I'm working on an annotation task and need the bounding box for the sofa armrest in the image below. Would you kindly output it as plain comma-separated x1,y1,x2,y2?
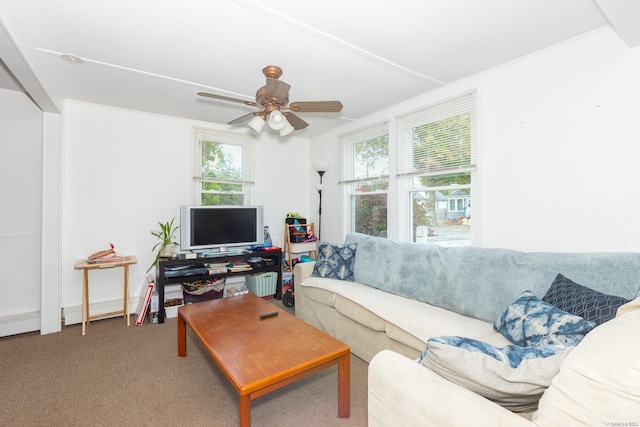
368,350,534,427
293,261,315,285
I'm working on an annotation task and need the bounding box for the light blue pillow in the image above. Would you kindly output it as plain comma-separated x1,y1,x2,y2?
311,241,357,281
420,336,571,412
494,291,596,347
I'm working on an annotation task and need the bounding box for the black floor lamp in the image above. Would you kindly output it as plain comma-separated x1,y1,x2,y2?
313,162,330,240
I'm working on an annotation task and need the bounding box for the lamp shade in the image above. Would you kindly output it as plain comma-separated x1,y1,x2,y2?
268,110,287,130
313,162,331,173
280,120,295,136
247,115,266,133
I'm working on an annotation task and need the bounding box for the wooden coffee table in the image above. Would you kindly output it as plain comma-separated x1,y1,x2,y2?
177,293,350,426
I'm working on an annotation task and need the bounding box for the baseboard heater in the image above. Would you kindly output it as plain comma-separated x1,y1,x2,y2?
0,311,41,337
0,296,147,337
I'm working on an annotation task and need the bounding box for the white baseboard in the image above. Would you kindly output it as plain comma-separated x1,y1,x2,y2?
0,296,148,336
0,311,41,337
63,296,144,325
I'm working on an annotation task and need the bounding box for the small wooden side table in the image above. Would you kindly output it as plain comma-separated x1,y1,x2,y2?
74,256,137,335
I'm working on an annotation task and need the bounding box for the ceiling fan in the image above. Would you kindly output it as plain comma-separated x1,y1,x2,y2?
198,65,343,136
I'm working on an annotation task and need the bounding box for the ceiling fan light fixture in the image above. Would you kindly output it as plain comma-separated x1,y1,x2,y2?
247,115,266,133
198,66,342,136
280,121,295,136
268,110,287,131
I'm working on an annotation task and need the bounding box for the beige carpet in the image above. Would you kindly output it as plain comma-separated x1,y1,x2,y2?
0,299,368,426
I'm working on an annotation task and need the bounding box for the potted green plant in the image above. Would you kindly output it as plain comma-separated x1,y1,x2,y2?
147,217,179,273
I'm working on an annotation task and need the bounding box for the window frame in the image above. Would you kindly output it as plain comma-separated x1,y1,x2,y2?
396,91,477,245
339,91,478,245
191,126,255,206
339,122,390,237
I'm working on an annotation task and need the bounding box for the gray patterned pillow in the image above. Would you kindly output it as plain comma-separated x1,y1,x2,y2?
494,291,596,347
420,336,571,412
311,242,357,281
543,274,629,325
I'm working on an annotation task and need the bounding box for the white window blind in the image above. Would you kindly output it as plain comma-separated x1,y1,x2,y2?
340,122,389,184
192,126,255,185
396,91,477,178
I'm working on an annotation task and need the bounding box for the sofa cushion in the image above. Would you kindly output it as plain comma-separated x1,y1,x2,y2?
420,336,571,412
301,277,496,344
299,282,337,308
334,294,386,332
533,301,640,425
494,291,596,347
312,241,357,281
542,273,629,326
385,322,427,352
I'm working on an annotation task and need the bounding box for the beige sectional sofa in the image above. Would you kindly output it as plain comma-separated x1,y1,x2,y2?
294,260,500,363
368,299,640,426
293,233,640,425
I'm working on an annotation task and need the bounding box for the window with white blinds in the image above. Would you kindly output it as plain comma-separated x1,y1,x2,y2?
396,91,477,178
340,122,389,237
192,126,255,206
397,91,476,246
340,122,389,184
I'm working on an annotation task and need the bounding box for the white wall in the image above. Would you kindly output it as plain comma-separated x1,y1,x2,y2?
310,27,640,253
0,88,43,331
62,101,310,321
480,28,640,252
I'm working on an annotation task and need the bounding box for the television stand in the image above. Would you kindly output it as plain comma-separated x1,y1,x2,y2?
156,249,282,323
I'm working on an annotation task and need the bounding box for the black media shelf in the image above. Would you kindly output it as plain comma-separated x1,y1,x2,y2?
155,249,283,323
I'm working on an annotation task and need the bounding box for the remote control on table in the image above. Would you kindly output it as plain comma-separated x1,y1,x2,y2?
260,311,279,319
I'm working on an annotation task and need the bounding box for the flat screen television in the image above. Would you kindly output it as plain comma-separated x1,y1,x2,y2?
180,205,264,255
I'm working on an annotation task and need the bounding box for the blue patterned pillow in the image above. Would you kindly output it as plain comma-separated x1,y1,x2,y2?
543,274,629,326
494,291,596,347
420,336,571,411
311,242,357,281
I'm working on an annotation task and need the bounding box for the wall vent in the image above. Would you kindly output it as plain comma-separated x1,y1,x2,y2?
0,296,147,336
0,311,40,337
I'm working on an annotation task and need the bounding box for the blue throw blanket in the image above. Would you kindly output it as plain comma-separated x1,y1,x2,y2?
344,233,640,323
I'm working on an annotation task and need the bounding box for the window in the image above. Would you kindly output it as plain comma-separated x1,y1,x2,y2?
340,123,389,237
339,92,477,245
397,92,477,245
192,127,255,206
449,198,466,212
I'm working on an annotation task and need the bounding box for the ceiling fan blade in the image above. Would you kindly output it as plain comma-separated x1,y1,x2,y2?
283,112,309,130
287,101,343,113
198,92,259,107
265,78,291,104
228,112,258,125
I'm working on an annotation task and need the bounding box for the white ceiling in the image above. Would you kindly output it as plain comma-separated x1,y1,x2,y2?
1,0,639,137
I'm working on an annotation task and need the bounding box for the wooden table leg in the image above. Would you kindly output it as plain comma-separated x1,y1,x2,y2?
178,312,187,357
239,394,251,427
123,265,130,326
82,268,89,336
338,352,350,418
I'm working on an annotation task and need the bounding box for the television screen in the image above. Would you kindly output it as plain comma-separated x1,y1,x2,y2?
180,205,264,253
